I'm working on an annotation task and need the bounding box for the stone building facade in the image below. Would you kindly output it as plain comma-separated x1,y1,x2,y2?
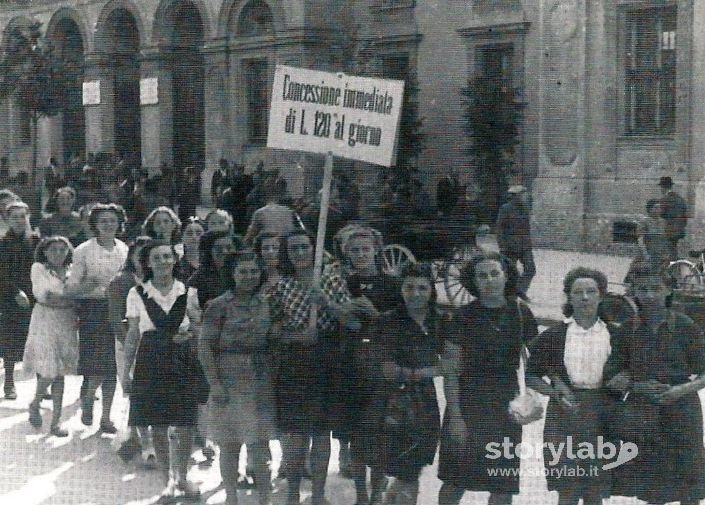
0,0,703,253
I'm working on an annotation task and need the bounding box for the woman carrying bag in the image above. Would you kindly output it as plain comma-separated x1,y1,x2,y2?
437,251,538,505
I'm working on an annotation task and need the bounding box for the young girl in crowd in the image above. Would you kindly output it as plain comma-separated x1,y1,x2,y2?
0,201,41,399
205,209,234,233
141,206,181,245
39,186,85,246
23,236,78,436
175,217,205,282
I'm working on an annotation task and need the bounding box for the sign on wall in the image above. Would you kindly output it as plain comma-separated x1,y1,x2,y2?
140,78,159,105
267,65,404,167
82,81,100,106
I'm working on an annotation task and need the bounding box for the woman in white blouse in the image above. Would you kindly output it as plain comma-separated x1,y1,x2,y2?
65,203,128,433
527,267,621,505
122,241,200,502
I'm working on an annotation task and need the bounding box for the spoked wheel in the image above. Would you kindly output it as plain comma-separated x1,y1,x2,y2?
443,260,474,306
600,292,638,328
666,260,702,291
381,244,416,277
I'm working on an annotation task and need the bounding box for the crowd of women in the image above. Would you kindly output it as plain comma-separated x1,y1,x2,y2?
0,182,704,505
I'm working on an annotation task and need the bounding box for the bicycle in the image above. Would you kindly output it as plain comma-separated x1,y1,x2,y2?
666,249,705,290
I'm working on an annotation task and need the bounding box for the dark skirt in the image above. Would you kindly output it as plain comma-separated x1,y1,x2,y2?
613,391,705,504
543,389,615,497
76,299,116,376
275,343,333,436
379,379,440,481
0,303,31,362
129,330,198,427
438,380,521,494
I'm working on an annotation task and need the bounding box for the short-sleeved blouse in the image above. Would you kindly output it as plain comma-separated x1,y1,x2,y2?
269,270,350,332
201,290,271,351
126,280,189,334
31,263,71,305
67,238,128,299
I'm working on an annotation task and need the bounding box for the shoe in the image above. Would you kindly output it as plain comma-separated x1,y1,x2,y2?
156,480,177,504
237,473,256,489
4,387,17,400
176,480,200,500
80,397,93,426
143,453,157,470
50,424,69,437
99,420,117,434
28,401,42,428
116,437,142,463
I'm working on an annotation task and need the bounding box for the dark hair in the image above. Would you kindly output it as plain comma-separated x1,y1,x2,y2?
34,235,73,266
278,229,315,277
399,262,437,310
460,250,518,298
181,216,205,235
88,203,126,235
561,267,608,317
141,206,181,244
199,230,244,271
122,236,154,274
44,186,77,214
139,240,177,282
223,250,263,292
628,258,672,287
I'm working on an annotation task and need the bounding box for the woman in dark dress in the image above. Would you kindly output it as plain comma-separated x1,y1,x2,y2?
0,201,40,399
526,267,621,505
268,228,357,505
39,186,86,247
122,241,200,501
332,224,400,504
611,260,705,505
375,262,442,505
438,251,537,505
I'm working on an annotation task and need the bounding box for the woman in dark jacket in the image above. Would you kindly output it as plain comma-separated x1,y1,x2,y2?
0,201,40,399
526,267,622,505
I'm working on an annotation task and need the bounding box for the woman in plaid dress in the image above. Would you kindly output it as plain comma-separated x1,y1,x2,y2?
269,229,359,505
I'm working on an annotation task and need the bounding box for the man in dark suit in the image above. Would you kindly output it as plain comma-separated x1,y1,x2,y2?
436,169,460,216
659,176,688,261
497,185,535,300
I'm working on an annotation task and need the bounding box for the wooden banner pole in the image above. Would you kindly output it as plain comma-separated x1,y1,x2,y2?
309,151,334,330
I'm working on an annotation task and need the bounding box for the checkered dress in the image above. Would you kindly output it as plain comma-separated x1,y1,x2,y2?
269,270,350,332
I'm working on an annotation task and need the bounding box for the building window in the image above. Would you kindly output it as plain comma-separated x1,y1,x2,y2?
624,5,677,135
244,58,269,143
478,44,513,91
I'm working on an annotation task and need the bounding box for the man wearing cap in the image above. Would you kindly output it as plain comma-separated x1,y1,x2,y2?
659,176,688,261
496,185,535,299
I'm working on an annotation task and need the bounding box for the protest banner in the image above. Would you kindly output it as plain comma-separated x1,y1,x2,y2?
267,65,404,326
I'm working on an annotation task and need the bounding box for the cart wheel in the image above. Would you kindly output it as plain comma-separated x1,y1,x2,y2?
666,260,702,291
381,244,416,277
600,293,638,328
444,260,474,306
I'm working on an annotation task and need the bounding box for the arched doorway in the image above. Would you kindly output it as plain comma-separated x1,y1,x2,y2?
168,1,205,173
48,17,85,163
104,8,141,163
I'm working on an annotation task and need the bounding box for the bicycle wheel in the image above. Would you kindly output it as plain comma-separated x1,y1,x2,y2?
666,260,702,290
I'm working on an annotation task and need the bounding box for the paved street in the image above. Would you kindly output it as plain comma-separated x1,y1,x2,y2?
0,247,678,505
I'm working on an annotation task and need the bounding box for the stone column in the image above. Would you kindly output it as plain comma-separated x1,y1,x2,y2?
531,0,587,250
202,39,229,206
139,46,173,176
83,52,115,155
